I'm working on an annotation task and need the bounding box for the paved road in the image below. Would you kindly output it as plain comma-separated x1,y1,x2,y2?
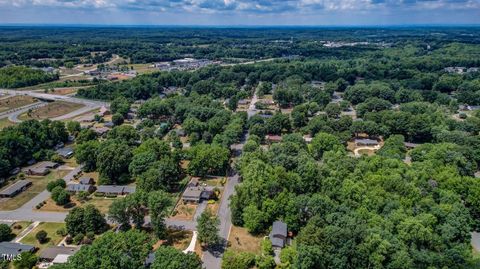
0,190,68,223
0,89,108,122
202,92,258,269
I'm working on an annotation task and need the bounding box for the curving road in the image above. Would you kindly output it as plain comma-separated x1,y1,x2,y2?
0,89,108,123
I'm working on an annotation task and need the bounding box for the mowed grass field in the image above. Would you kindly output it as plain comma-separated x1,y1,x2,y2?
19,101,83,120
20,222,66,252
0,95,37,112
0,169,68,211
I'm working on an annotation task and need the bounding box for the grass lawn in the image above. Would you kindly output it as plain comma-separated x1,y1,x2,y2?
0,95,37,112
82,197,116,214
19,101,84,120
0,118,15,130
0,169,68,211
227,225,263,254
20,222,65,252
11,221,32,236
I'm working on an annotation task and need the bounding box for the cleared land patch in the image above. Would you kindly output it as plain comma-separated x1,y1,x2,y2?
20,101,84,120
0,95,37,112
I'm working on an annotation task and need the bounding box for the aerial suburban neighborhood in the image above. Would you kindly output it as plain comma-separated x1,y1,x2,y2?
1,2,480,269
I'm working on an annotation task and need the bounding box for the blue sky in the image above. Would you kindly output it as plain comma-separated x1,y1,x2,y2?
0,0,479,25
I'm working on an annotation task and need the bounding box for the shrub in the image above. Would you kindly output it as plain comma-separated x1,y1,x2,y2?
56,227,67,236
86,231,95,240
73,233,84,245
36,230,48,243
65,235,73,244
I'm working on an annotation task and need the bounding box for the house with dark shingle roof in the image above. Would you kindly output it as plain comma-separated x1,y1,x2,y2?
269,221,288,248
66,184,95,193
0,242,35,257
96,185,136,196
0,180,32,198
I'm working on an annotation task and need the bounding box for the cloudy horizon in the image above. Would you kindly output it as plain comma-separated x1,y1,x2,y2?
1,0,480,26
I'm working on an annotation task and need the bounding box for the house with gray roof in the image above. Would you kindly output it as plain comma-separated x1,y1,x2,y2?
0,242,35,257
56,147,74,159
96,185,136,196
66,184,95,193
78,176,94,185
269,221,288,248
354,138,379,146
62,166,83,184
0,180,32,198
39,246,79,261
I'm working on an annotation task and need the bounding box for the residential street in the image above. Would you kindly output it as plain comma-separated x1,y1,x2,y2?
202,91,257,269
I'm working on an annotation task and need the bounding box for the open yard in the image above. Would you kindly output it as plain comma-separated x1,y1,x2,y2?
83,197,116,214
227,225,263,254
0,95,37,112
11,221,32,236
0,169,68,211
20,222,65,252
166,229,193,251
19,101,84,120
171,203,197,221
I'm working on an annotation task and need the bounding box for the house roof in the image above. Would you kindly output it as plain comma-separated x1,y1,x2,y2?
183,187,203,199
79,176,93,184
354,138,378,145
97,185,136,194
63,166,83,182
0,242,35,256
265,135,282,142
271,221,287,237
67,184,94,192
269,236,285,248
40,246,79,260
0,180,32,196
56,147,74,157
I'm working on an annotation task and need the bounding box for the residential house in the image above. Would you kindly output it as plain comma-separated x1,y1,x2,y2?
62,166,83,184
78,176,94,185
265,135,282,143
354,138,379,147
56,147,74,159
23,161,59,176
96,185,136,196
66,184,95,193
99,106,110,116
92,127,110,136
404,142,421,149
182,186,214,203
39,246,79,262
187,177,200,187
0,242,35,257
269,221,288,248
0,180,32,198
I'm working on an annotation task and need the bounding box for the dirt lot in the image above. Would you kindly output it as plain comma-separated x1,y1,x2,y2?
20,101,84,120
0,95,37,112
227,225,263,254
